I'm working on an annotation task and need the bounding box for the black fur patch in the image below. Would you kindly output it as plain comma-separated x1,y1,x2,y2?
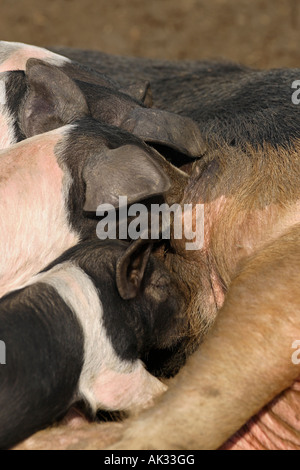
61,60,119,89
52,48,300,150
5,71,27,143
75,79,142,126
0,282,84,449
152,67,300,149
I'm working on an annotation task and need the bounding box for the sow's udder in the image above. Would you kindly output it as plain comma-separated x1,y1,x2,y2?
221,379,300,450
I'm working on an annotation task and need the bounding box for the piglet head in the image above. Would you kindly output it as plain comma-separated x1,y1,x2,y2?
57,117,188,219
116,238,189,378
19,59,206,163
51,238,189,380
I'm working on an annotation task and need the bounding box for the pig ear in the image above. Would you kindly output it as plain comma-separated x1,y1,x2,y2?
116,239,153,300
20,58,89,138
82,144,170,212
121,81,153,107
121,108,207,158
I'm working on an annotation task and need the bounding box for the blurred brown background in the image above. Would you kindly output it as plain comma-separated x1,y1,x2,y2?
1,0,300,68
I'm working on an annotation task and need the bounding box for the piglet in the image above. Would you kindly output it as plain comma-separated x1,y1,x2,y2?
0,40,120,89
0,41,206,158
0,116,189,297
0,238,186,450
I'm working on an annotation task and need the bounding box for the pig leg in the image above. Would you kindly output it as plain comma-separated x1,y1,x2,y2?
13,422,124,451
108,225,300,450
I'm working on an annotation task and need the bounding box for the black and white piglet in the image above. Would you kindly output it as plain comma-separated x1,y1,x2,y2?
0,40,206,159
0,238,186,450
0,115,190,297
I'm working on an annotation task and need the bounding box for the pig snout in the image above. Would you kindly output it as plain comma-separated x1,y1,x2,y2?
147,271,187,349
133,258,189,379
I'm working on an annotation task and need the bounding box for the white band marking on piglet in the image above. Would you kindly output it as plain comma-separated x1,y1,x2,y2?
0,41,70,72
0,73,16,149
0,75,7,105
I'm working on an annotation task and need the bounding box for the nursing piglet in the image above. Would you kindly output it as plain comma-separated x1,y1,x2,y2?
0,117,188,297
0,42,206,158
0,238,186,450
0,40,120,89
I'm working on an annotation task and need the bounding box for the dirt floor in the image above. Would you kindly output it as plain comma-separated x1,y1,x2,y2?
1,0,300,69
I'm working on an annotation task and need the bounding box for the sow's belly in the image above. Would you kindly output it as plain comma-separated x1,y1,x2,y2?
221,379,300,450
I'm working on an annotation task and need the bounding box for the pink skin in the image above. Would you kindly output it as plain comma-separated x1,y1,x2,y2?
61,408,91,430
0,126,79,297
0,42,68,73
0,42,70,150
0,73,17,149
180,193,300,310
0,110,14,150
222,381,300,450
91,364,167,412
